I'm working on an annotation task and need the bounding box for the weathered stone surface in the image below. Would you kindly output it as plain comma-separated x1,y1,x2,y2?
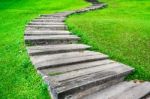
25,35,79,40
25,30,70,35
35,17,65,20
50,64,133,99
26,24,66,27
33,52,108,69
50,63,132,82
31,51,105,64
76,4,107,13
83,81,138,99
40,59,115,74
31,19,65,22
27,44,91,55
25,35,80,45
111,82,150,99
64,78,124,99
28,22,65,25
40,11,75,17
26,25,67,30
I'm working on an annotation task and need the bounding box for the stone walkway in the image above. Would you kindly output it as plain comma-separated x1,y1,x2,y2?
24,1,150,99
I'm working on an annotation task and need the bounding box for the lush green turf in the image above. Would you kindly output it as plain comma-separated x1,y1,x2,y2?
0,0,90,98
66,0,150,81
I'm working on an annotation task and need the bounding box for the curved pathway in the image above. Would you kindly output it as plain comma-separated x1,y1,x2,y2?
24,1,150,99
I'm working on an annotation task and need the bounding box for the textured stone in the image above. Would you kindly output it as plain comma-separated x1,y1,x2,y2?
26,24,67,30
111,82,150,99
27,44,90,55
28,22,65,25
31,51,105,64
31,19,65,22
36,17,65,20
40,59,115,75
34,52,108,69
25,30,70,35
52,65,133,99
83,81,138,99
25,35,80,45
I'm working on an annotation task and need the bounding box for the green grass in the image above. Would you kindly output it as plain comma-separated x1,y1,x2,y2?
48,72,63,76
0,0,90,98
66,0,150,81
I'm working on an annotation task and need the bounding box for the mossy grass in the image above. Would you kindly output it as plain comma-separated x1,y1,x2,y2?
49,72,63,76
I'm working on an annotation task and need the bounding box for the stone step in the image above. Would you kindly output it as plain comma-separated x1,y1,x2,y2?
26,25,67,30
25,30,70,35
35,17,65,20
31,51,104,64
31,19,65,22
83,81,138,99
35,55,107,70
25,35,80,46
40,59,115,75
59,78,122,99
27,44,91,55
28,22,65,25
110,82,150,99
30,51,108,69
50,62,133,83
48,63,133,99
40,11,74,17
40,14,69,17
76,4,106,13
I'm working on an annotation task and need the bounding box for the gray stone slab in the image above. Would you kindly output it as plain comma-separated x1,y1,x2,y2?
36,17,65,20
31,51,105,64
25,35,80,45
55,66,131,91
25,35,79,40
66,77,124,99
51,62,132,82
26,24,66,27
28,22,65,25
75,4,106,13
32,19,65,22
25,30,70,35
83,81,138,99
40,11,74,17
35,54,108,69
111,82,150,99
52,65,133,99
41,59,115,75
40,14,68,17
26,25,67,30
27,44,91,55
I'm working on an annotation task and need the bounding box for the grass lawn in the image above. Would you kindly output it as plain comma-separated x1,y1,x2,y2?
66,0,150,81
0,0,90,98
